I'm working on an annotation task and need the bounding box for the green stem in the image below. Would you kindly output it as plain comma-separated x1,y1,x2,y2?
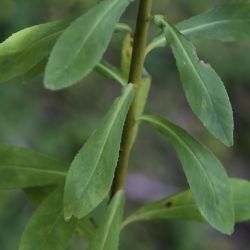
111,0,153,197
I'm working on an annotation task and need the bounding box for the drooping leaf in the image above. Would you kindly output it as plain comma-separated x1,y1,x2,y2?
45,0,131,90
147,3,250,54
141,115,234,234
166,23,234,146
19,189,76,250
89,190,125,250
0,20,69,83
0,145,68,189
64,84,134,220
123,178,250,228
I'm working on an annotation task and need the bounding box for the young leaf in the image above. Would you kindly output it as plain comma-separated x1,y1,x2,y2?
88,190,125,250
123,178,250,228
141,115,234,235
0,20,69,83
165,23,234,146
19,189,76,250
64,84,134,220
45,0,131,90
0,145,67,189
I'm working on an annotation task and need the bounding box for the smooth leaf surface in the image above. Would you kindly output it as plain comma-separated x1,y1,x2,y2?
77,216,97,240
0,20,69,83
19,189,76,250
0,145,68,189
45,0,131,90
166,23,233,146
177,2,250,42
88,191,125,250
141,115,234,234
147,3,250,54
123,178,250,227
96,61,126,86
64,84,134,220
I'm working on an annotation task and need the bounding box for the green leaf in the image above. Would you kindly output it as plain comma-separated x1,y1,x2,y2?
165,23,234,146
0,20,69,83
123,178,250,227
19,189,76,250
231,178,250,223
64,84,134,220
96,61,126,86
0,145,68,189
141,115,234,235
177,2,250,42
147,3,250,54
77,216,97,240
89,190,125,250
45,0,131,90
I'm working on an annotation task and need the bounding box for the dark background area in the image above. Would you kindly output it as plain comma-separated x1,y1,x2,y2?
0,0,250,249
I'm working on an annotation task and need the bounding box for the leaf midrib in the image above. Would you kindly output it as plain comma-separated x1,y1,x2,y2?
1,30,64,72
77,87,132,203
181,18,250,36
126,195,249,224
0,164,67,177
169,26,228,141
55,0,124,81
98,194,121,250
146,117,218,211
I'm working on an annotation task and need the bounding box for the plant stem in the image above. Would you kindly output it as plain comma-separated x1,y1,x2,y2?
111,0,152,197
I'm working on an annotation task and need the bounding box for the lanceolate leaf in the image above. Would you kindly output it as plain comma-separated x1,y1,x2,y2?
0,20,69,83
166,23,234,146
89,191,125,250
177,2,250,42
45,0,131,90
19,189,76,250
141,115,234,234
123,178,250,228
147,3,250,54
64,84,134,220
0,145,67,189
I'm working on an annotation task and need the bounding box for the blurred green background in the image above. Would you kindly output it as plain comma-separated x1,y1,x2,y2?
0,0,250,249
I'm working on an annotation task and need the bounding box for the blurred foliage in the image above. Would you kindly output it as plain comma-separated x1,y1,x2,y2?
0,0,250,249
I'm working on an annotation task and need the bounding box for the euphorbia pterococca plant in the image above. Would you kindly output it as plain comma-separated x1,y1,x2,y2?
0,0,250,249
